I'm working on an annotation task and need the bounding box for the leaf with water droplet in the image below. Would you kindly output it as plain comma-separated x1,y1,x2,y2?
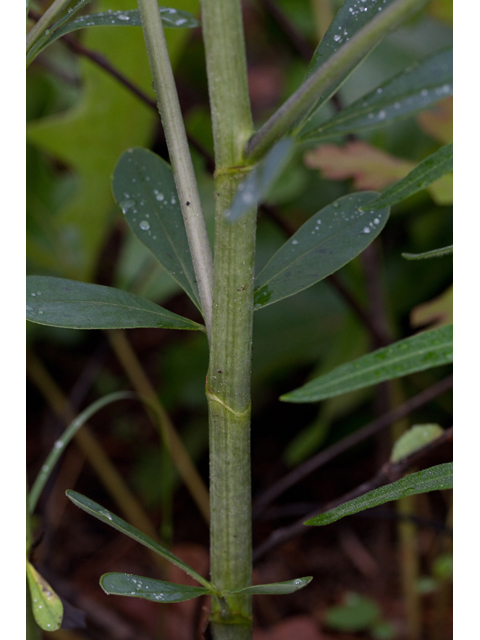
100,573,212,602
281,324,452,403
112,147,201,311
26,561,63,631
254,192,389,310
223,576,313,596
305,463,453,526
301,48,452,140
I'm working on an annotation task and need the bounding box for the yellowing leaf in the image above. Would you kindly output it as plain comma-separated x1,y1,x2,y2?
26,561,63,631
417,98,453,145
410,285,453,329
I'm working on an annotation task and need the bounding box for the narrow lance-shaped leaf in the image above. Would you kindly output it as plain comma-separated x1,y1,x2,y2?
282,324,452,403
305,463,452,526
223,577,313,596
66,491,213,588
402,245,453,260
390,425,444,463
298,0,398,134
28,391,135,512
364,143,453,211
254,192,389,310
100,573,212,603
26,561,63,632
225,138,294,222
302,48,452,141
26,276,203,331
27,1,199,64
112,148,202,311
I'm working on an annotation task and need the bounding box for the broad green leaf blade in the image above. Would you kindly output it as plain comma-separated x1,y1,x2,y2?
254,192,389,310
298,0,398,134
26,561,63,631
225,138,295,221
26,276,203,331
282,324,452,403
402,245,453,260
112,148,201,311
66,491,212,588
390,425,443,463
305,463,452,526
363,144,453,211
28,391,135,513
100,573,212,603
224,577,313,596
302,48,452,141
27,2,199,64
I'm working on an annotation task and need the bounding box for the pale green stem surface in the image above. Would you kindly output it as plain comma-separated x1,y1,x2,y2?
26,0,72,53
137,0,214,339
201,1,256,637
245,0,431,162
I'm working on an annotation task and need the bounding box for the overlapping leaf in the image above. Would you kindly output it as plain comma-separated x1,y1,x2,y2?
302,48,453,141
305,463,452,526
225,138,294,221
26,561,63,632
101,573,212,602
298,0,398,134
254,192,389,310
365,143,453,211
66,491,212,588
282,324,452,403
26,276,203,331
112,148,202,310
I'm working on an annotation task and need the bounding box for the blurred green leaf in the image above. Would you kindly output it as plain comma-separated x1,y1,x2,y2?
325,592,380,632
112,147,201,310
26,561,63,632
365,143,452,210
26,276,203,331
66,490,213,587
254,192,389,310
302,48,452,141
282,324,452,403
224,576,312,596
305,462,453,526
390,424,444,463
100,573,211,602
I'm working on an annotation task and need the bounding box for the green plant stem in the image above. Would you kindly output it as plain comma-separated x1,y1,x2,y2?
26,491,42,640
136,0,214,339
201,1,255,637
245,0,431,162
26,0,72,53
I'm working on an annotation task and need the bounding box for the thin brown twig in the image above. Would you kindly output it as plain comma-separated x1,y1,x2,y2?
253,374,453,516
253,425,452,562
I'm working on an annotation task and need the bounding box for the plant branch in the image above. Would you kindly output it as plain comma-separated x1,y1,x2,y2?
137,0,214,339
26,0,73,53
253,375,453,516
245,0,430,162
253,425,452,561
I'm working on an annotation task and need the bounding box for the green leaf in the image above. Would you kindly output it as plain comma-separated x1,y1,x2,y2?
302,48,452,141
112,147,201,311
390,424,444,463
28,391,135,512
402,244,453,260
364,144,453,211
66,490,213,588
305,462,453,526
254,192,389,309
26,276,203,331
298,0,398,134
26,561,63,632
27,2,199,64
223,576,313,596
100,573,212,602
281,324,452,403
225,138,295,221
325,592,380,632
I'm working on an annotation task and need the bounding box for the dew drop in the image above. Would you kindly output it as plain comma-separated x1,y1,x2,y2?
139,220,150,231
119,199,136,214
362,226,371,234
292,240,299,245
156,193,165,201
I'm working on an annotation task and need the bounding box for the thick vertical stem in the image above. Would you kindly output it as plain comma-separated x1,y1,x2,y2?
201,1,255,637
